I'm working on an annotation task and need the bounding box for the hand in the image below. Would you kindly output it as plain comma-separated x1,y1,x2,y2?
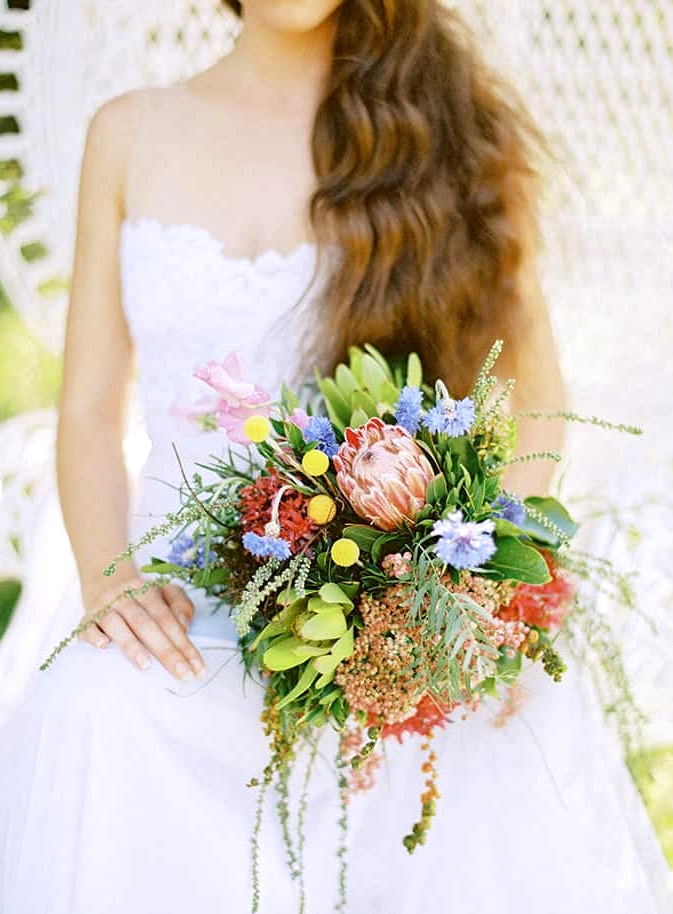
78,569,206,681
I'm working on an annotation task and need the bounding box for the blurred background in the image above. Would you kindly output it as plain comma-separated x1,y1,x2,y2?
0,0,671,870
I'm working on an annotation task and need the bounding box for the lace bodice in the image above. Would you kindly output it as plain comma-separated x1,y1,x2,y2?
119,217,335,633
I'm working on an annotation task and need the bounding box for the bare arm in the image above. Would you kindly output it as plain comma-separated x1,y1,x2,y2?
57,94,205,680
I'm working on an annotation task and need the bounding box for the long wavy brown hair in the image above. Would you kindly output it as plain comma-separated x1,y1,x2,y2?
223,0,546,395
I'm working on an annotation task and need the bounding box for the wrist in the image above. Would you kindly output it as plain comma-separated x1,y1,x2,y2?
80,557,141,606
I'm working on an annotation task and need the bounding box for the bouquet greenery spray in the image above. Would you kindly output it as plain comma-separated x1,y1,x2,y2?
43,340,644,912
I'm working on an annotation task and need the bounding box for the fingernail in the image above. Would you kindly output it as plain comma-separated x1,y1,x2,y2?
96,637,109,649
175,661,195,681
178,613,190,628
192,657,207,679
136,653,152,670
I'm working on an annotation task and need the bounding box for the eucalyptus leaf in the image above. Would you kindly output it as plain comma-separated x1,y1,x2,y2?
521,496,579,546
484,536,551,584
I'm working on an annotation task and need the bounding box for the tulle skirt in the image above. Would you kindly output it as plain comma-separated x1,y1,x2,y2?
1,614,671,914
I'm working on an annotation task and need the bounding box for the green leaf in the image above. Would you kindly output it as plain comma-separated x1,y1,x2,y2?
425,473,448,505
378,379,402,409
349,407,370,428
335,364,360,401
347,346,364,379
250,620,288,650
521,496,579,546
360,354,389,402
496,646,523,684
299,607,348,640
352,390,379,418
263,635,309,671
371,533,408,564
280,382,299,412
363,344,394,381
139,561,186,576
276,664,319,710
342,525,381,551
0,579,21,639
317,376,352,425
330,626,355,663
493,518,527,539
318,582,354,607
484,537,551,584
446,437,482,480
406,352,423,388
285,421,305,453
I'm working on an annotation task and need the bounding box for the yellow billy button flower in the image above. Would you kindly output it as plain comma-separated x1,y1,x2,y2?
301,449,330,476
308,494,337,525
331,538,360,567
243,415,271,443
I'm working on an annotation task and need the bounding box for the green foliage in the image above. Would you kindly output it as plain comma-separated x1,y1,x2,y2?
0,579,21,638
0,286,61,422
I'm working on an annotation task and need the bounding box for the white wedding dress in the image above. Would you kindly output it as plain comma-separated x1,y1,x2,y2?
1,217,671,914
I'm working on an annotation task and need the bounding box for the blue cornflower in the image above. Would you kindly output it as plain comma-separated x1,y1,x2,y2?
242,531,292,561
432,510,496,570
394,386,424,434
422,397,476,437
167,534,210,569
304,415,339,458
492,494,526,527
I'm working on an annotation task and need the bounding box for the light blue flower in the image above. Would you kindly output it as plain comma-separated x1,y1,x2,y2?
167,534,210,569
422,397,476,437
304,416,339,458
242,531,292,561
432,510,496,569
492,494,526,527
394,386,424,434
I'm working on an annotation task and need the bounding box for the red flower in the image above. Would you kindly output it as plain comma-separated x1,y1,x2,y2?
370,693,456,744
498,553,574,630
239,470,317,553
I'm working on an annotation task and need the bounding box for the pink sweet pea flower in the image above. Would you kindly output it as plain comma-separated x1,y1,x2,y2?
184,352,271,444
194,352,258,406
169,395,220,433
288,407,310,430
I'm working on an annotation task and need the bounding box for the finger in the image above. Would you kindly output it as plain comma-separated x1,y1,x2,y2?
115,596,204,681
78,621,111,650
97,610,154,671
161,583,195,629
137,588,205,676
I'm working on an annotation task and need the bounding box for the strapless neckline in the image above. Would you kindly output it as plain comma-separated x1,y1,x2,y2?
120,217,318,272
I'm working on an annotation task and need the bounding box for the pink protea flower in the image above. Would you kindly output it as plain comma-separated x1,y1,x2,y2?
333,417,435,531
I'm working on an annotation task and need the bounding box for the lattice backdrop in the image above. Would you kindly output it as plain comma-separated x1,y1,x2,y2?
0,0,671,740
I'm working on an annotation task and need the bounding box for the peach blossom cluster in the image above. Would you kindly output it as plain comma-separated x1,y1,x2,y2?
336,584,427,724
381,551,413,579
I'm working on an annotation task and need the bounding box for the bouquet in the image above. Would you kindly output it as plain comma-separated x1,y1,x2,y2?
44,340,644,912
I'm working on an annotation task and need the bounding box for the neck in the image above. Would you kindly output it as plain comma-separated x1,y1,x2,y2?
225,8,338,110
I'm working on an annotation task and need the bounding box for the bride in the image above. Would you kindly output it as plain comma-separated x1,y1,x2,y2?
1,1,671,912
